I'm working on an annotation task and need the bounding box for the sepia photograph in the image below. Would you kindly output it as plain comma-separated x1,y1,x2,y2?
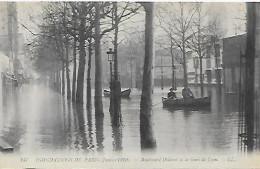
0,1,259,168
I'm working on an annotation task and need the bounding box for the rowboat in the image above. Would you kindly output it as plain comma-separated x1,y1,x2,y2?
162,96,211,109
103,88,131,98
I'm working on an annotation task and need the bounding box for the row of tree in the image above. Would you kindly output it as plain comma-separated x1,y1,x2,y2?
29,2,140,108
28,2,156,148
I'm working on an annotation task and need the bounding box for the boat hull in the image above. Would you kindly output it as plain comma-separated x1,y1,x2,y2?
162,97,211,109
103,88,131,98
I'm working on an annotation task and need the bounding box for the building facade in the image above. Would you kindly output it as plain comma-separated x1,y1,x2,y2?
222,34,246,92
0,2,20,76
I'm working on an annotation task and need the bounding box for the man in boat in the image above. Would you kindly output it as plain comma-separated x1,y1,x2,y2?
167,88,176,99
182,87,195,100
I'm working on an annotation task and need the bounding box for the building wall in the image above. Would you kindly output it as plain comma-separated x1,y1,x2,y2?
222,34,247,92
0,2,20,76
222,34,246,68
0,2,8,36
0,2,9,56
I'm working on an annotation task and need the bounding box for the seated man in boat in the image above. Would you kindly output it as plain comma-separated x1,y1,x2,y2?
182,87,195,100
167,88,176,99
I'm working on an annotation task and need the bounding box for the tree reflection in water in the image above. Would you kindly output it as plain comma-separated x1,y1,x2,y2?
72,103,89,152
86,107,94,150
110,112,123,151
95,112,104,152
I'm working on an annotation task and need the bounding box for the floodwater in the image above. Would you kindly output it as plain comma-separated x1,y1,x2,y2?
0,83,239,155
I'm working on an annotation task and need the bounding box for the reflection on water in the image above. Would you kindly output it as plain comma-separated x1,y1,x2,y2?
112,125,123,151
95,113,104,152
0,84,239,154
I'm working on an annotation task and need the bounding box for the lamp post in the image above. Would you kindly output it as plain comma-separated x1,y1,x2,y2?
107,48,115,113
107,48,114,90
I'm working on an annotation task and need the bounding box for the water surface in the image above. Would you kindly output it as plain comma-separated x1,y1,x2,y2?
0,83,239,155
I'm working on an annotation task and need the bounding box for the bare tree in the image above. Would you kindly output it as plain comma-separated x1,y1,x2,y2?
157,2,197,87
39,3,68,94
188,3,209,97
207,6,226,39
70,3,79,101
76,2,95,104
38,2,81,98
63,3,71,99
110,2,141,126
140,2,156,149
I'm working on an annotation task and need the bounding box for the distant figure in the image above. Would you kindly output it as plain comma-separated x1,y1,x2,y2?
182,87,195,100
168,88,176,99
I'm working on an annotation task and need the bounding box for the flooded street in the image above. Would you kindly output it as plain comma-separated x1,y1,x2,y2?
1,2,260,169
0,83,239,155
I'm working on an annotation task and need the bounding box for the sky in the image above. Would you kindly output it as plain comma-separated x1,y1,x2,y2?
16,2,246,43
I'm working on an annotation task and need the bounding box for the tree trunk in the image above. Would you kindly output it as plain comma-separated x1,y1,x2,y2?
112,2,121,126
170,43,175,90
65,40,71,99
198,20,204,97
199,57,204,97
87,37,92,109
55,58,58,92
61,59,65,96
58,64,61,92
56,61,61,93
94,2,103,116
58,25,65,96
72,37,77,101
72,4,77,101
140,2,156,149
76,3,86,104
182,37,188,88
244,2,256,152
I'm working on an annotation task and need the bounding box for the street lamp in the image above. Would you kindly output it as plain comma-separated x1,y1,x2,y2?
107,48,114,61
107,48,114,89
